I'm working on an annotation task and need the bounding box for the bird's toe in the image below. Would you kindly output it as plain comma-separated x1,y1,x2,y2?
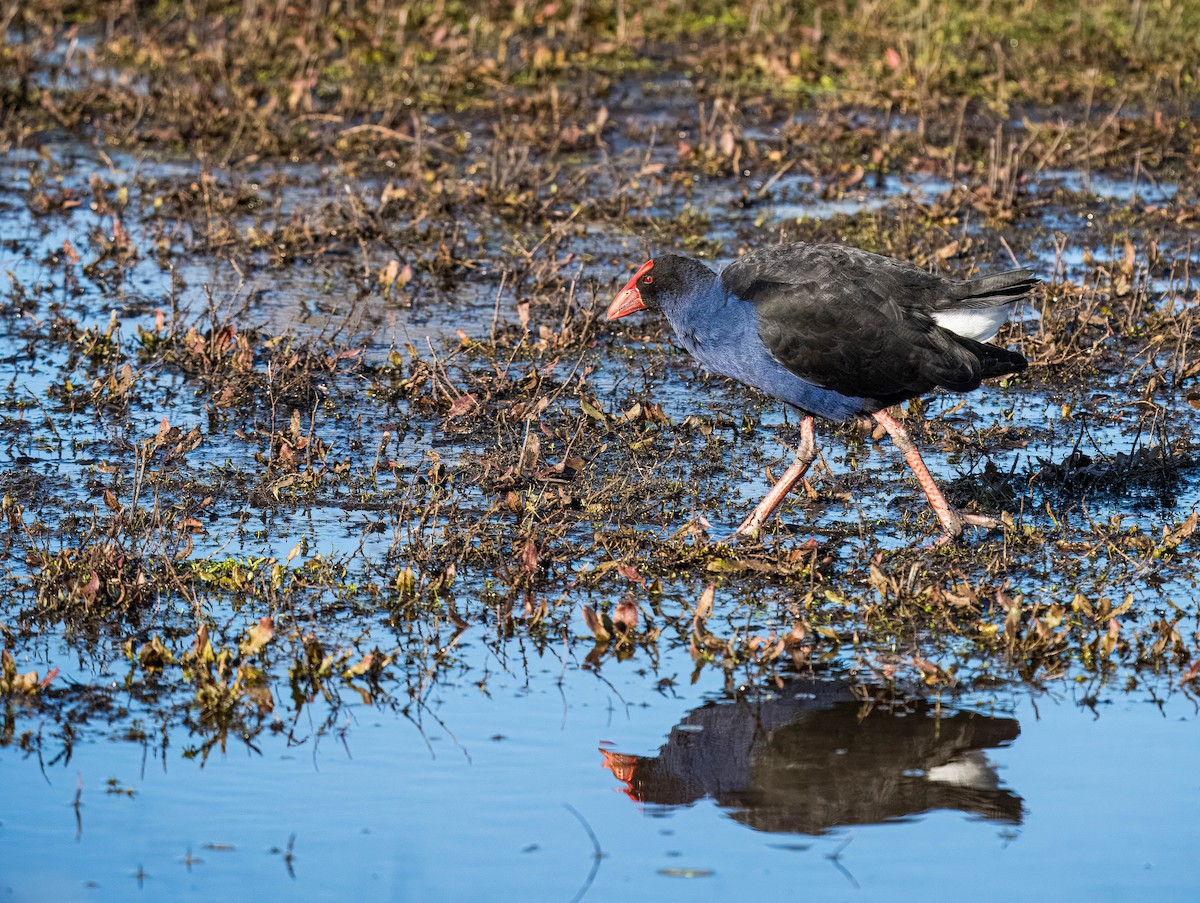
960,512,1002,529
935,507,1003,544
725,526,763,545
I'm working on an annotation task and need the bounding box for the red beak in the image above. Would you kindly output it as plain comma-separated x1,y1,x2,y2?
600,749,642,801
606,260,653,320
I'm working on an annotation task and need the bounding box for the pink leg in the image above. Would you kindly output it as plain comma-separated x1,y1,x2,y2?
872,410,999,542
736,417,818,538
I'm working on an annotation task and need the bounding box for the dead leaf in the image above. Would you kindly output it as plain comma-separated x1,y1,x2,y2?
446,393,479,419
616,564,645,586
614,596,639,631
239,617,275,656
137,635,175,671
521,538,539,573
692,583,715,637
582,605,610,642
519,431,540,471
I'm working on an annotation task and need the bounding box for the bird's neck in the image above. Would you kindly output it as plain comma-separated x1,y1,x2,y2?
659,268,724,333
659,271,762,375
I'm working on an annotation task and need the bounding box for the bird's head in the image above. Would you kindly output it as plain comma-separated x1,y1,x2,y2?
606,255,716,320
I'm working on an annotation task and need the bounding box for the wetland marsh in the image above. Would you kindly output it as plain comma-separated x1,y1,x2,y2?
2,2,1200,899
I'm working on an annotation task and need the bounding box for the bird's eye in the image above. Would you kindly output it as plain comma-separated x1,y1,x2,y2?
643,275,653,284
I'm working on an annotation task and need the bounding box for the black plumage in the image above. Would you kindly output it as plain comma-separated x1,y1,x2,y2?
712,244,1030,411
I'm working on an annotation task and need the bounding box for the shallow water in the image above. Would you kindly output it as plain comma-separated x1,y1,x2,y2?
3,97,1200,902
5,639,1199,901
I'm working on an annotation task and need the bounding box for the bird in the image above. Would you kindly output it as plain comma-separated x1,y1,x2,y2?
606,243,1037,543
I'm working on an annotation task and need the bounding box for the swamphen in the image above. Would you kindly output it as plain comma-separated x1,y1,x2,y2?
606,243,1036,543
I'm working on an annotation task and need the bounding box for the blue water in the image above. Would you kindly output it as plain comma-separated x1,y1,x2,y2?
4,639,1198,901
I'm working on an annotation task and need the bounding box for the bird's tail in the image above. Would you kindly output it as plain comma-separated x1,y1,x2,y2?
957,335,1027,380
953,268,1040,307
933,268,1039,343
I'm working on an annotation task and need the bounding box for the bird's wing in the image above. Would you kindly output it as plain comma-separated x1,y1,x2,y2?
721,244,996,401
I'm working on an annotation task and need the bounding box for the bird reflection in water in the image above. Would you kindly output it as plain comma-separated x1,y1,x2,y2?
601,682,1022,834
